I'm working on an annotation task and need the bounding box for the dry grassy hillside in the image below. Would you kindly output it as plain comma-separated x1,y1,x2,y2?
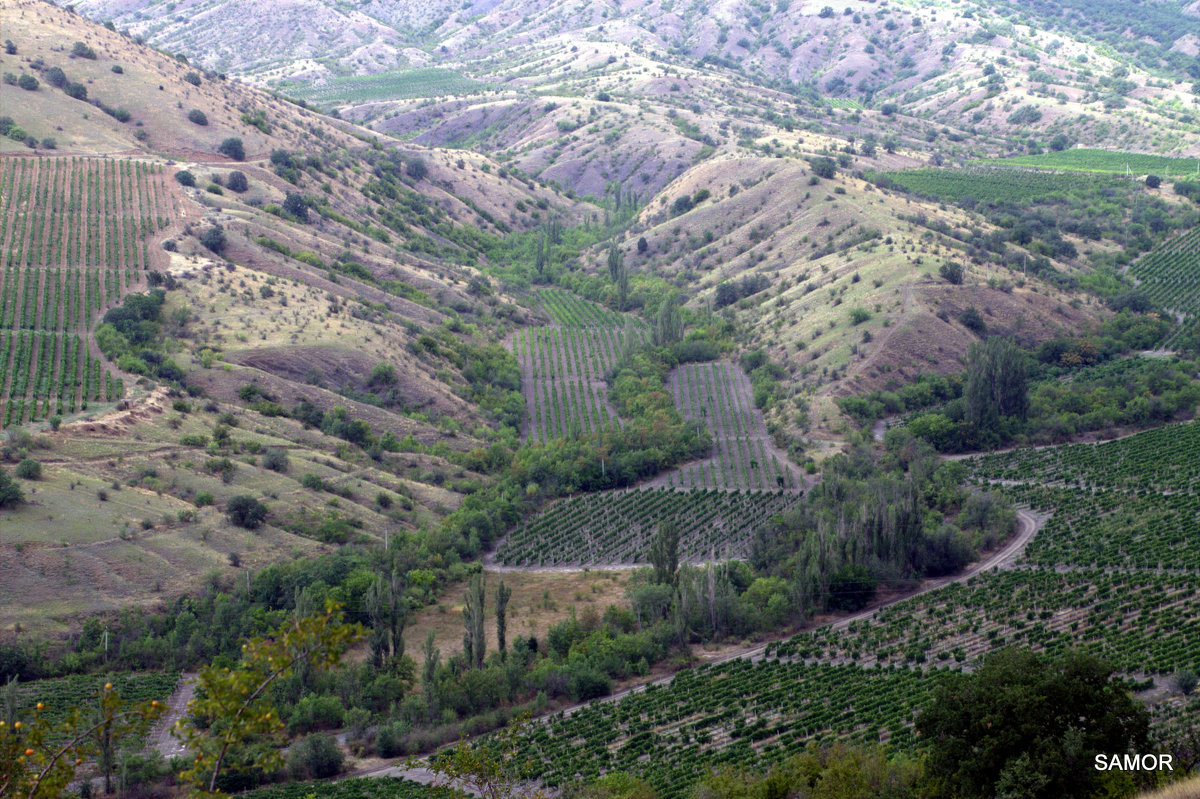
0,0,593,636
604,150,1109,449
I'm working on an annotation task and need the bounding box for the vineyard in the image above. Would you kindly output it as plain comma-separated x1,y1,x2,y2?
664,361,799,491
770,569,1200,674
0,157,174,426
512,289,647,442
239,777,461,799
495,488,799,566
981,148,1200,175
879,166,1125,205
1129,226,1200,348
15,671,180,729
502,421,1200,794
508,662,941,798
287,68,485,107
967,420,1200,493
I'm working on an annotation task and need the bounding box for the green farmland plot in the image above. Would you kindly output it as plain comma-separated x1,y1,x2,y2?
879,166,1125,205
1129,227,1200,348
286,68,485,107
979,148,1200,175
665,361,798,491
496,487,799,566
0,157,174,426
512,289,647,443
509,662,941,799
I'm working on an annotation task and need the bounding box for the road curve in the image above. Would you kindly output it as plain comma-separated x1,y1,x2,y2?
360,507,1048,784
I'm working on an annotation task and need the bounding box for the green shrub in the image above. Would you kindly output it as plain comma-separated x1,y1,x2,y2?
187,109,208,126
14,459,42,480
225,495,268,529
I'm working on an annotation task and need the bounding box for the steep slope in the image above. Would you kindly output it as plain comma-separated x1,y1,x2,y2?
0,0,590,634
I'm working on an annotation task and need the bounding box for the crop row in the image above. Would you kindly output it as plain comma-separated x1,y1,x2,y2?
769,569,1200,676
287,68,484,106
966,420,1200,494
0,331,113,426
0,267,123,333
496,488,798,566
511,661,939,798
14,671,180,729
538,288,634,328
982,148,1200,175
997,485,1200,571
238,777,460,799
880,166,1124,205
513,295,646,442
0,157,170,270
667,361,796,491
1129,227,1200,347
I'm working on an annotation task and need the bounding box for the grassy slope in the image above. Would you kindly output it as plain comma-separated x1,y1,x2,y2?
0,0,590,636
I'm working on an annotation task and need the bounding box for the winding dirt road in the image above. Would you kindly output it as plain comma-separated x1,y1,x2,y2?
359,507,1047,786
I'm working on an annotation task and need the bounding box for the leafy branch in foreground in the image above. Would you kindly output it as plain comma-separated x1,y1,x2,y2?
173,601,364,796
0,683,165,799
413,713,549,799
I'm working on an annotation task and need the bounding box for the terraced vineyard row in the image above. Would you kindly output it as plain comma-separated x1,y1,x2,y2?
539,288,634,328
967,420,1200,493
287,68,484,106
495,488,799,566
665,361,798,491
0,157,172,271
15,671,180,729
997,485,1200,571
880,166,1124,204
769,569,1200,675
0,157,174,426
514,323,643,442
240,777,460,799
1129,227,1200,348
513,290,646,442
510,662,940,798
981,148,1200,175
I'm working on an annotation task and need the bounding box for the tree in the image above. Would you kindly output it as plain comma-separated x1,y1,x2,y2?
16,74,38,91
421,630,440,722
282,192,308,222
200,225,226,254
225,171,248,192
286,733,343,780
416,714,549,799
964,337,1028,441
217,137,244,161
1145,174,1162,189
187,109,208,126
14,460,40,480
1,683,164,799
636,236,648,254
916,648,1151,799
653,294,682,346
62,82,86,101
495,579,512,655
44,67,65,88
810,157,837,178
225,495,267,529
365,566,407,666
959,305,986,335
648,520,680,587
174,603,363,795
938,262,964,284
405,157,427,180
71,41,96,59
462,572,486,669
